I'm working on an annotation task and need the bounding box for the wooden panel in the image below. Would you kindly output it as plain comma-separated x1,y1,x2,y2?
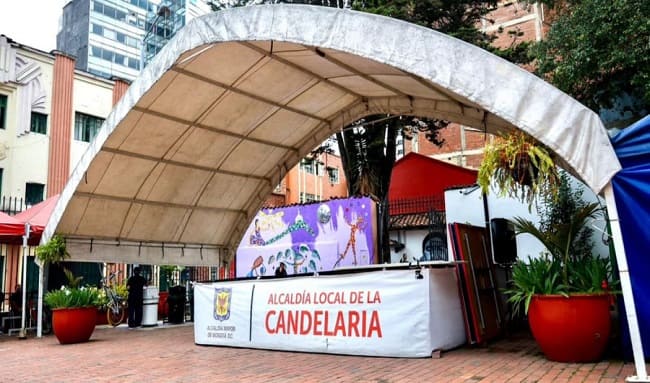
451,223,502,344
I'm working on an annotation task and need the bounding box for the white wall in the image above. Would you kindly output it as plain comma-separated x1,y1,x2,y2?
389,229,429,263
0,50,54,201
0,43,115,206
444,174,610,263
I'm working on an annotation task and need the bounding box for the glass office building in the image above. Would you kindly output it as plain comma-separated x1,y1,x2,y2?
57,0,210,81
143,0,211,65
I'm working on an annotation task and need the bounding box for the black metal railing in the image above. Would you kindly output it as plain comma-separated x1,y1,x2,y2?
389,195,444,215
0,196,25,215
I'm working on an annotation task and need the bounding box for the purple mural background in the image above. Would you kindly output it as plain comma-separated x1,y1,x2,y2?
236,197,376,277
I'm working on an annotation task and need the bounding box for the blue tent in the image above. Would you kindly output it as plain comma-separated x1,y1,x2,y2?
611,115,650,359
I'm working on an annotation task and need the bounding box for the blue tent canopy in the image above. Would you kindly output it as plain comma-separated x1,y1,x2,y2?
611,115,650,359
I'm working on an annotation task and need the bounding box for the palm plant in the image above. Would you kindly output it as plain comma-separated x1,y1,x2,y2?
511,201,602,290
504,173,618,314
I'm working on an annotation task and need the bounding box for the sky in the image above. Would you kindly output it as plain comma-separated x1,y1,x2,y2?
0,0,69,52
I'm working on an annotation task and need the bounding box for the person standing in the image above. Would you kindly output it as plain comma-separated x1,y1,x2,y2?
126,267,147,328
9,284,22,314
275,262,288,277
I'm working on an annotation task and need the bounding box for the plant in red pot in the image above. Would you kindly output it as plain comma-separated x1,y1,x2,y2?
44,284,100,344
505,174,619,362
38,236,100,344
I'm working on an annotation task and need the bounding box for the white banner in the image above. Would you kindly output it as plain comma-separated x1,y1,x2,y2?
194,268,465,357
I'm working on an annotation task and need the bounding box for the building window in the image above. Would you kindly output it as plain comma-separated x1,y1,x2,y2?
0,95,7,130
74,112,105,142
91,23,103,35
327,167,339,184
30,112,47,134
300,192,318,203
127,57,140,70
25,183,44,206
300,159,315,174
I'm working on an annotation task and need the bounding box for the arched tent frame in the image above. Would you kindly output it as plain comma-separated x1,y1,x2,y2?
37,5,645,379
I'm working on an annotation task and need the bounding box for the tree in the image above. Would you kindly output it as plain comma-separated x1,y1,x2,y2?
533,0,650,125
351,0,496,46
335,116,395,263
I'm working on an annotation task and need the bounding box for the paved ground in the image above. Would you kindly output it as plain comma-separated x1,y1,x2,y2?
0,323,644,382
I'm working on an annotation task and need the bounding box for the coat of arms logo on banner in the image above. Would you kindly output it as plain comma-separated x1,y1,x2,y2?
214,287,232,321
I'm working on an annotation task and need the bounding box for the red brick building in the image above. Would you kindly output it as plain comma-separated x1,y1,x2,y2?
406,1,548,169
264,151,348,207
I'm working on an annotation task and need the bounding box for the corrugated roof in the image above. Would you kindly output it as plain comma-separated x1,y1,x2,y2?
389,211,446,230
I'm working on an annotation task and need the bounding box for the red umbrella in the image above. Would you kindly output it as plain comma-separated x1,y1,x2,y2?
14,194,60,244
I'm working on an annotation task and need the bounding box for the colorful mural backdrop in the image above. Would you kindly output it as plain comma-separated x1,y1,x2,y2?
236,197,376,278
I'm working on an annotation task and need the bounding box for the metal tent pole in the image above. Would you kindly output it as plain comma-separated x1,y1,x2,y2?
604,183,648,382
18,223,30,339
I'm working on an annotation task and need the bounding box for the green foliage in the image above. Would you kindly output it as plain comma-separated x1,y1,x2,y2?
350,0,497,44
538,172,594,259
477,131,559,208
63,268,84,288
96,283,128,309
533,0,650,119
505,175,618,314
504,255,566,315
568,256,618,294
44,286,101,309
35,235,70,265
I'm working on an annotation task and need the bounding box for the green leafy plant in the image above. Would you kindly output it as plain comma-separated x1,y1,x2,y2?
63,268,83,288
478,131,559,208
35,235,70,265
44,286,101,309
504,174,618,314
96,282,128,310
504,255,565,316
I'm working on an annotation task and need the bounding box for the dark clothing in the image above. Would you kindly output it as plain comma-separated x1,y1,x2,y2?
275,267,287,277
9,289,22,314
127,274,147,327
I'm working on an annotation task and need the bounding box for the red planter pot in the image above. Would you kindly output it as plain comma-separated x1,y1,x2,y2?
52,307,98,344
159,291,169,318
96,309,109,326
528,294,611,362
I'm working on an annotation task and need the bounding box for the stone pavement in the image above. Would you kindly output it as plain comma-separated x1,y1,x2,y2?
0,324,644,382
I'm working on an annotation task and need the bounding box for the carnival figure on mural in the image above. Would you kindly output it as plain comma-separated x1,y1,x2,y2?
333,215,365,268
249,219,266,246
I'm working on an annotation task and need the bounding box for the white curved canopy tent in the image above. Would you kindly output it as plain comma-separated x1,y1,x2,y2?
43,5,619,266
36,6,647,377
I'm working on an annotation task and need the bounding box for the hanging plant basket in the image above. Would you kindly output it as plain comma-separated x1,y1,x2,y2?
509,153,540,187
478,131,559,207
35,234,70,266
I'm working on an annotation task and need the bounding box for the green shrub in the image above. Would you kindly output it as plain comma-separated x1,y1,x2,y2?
44,286,101,309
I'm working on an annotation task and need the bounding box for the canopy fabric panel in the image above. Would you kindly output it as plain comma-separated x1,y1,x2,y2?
14,194,59,237
611,115,650,358
0,211,25,239
43,5,619,266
